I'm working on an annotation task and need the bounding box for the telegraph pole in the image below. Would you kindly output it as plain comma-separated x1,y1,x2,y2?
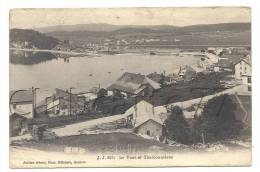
69,87,75,116
32,87,39,118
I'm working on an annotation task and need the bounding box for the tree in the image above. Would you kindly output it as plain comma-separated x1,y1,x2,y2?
193,94,243,143
165,106,191,144
97,88,108,98
159,73,166,87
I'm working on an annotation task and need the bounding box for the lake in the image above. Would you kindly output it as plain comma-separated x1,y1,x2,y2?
10,51,200,101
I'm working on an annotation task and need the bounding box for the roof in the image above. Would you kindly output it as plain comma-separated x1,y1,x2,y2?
217,59,233,68
243,57,252,66
145,77,161,89
146,72,173,84
146,72,163,83
36,88,84,109
10,90,33,104
125,100,165,128
89,87,101,94
10,113,28,120
233,56,251,66
108,72,161,94
53,88,79,101
135,119,163,129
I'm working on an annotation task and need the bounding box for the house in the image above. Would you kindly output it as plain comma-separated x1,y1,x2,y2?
134,119,164,139
207,47,216,54
146,72,173,85
215,59,233,72
10,90,34,119
42,88,85,117
166,73,183,84
230,47,250,55
107,72,161,98
205,53,219,64
10,113,29,137
234,56,251,82
77,92,97,102
123,100,167,139
146,72,164,83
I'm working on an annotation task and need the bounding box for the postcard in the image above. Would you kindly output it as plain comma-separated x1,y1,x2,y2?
9,7,251,168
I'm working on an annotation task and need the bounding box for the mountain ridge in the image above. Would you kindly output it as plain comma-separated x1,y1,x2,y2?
35,22,250,33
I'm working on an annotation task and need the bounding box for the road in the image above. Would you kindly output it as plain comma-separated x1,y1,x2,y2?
166,85,247,109
10,113,129,142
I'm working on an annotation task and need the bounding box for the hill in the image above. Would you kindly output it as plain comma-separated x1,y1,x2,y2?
44,23,251,46
36,23,250,33
10,29,60,49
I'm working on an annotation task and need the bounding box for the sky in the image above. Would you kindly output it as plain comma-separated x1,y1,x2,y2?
10,7,251,29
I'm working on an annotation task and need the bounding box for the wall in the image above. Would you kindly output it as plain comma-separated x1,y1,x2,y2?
135,120,162,138
47,97,85,116
124,101,154,125
11,103,33,119
235,61,251,79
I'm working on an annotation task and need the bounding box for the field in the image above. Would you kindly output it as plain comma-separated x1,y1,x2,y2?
12,132,251,154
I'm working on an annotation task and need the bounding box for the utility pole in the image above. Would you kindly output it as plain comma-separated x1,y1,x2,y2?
32,87,34,118
69,87,75,116
31,87,39,118
201,132,205,145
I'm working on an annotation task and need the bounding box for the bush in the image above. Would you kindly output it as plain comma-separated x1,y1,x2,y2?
193,94,243,143
165,106,192,144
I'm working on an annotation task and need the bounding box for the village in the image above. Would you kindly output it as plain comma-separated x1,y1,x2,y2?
10,46,251,154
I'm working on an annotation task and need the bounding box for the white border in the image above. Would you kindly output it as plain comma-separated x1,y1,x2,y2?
0,0,259,172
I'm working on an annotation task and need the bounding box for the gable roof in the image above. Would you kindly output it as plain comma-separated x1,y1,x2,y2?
135,118,163,129
108,72,161,94
53,88,79,100
234,56,251,66
217,59,233,68
10,90,33,104
146,72,163,83
125,100,165,128
145,77,161,89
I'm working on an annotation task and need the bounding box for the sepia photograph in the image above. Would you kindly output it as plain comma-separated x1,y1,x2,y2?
9,7,251,168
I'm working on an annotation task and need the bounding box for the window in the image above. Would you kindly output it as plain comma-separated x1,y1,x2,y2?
146,130,150,136
128,114,133,120
248,86,252,92
248,77,251,83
